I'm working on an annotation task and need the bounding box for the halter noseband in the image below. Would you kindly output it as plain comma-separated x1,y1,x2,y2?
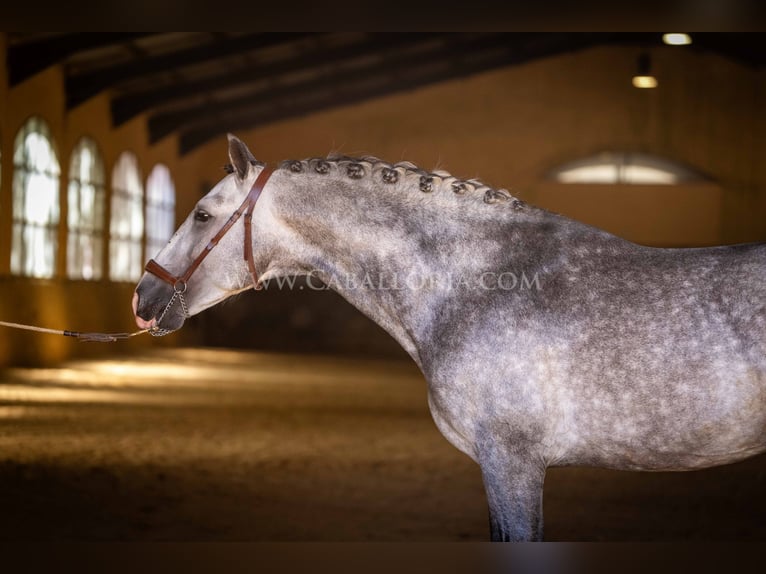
144,165,275,333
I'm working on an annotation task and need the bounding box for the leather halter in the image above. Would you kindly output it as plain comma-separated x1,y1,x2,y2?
145,165,275,294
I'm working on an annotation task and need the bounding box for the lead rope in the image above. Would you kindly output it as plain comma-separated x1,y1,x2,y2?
0,320,149,343
0,287,189,341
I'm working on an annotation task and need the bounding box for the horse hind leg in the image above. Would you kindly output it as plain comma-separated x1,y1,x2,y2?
480,448,546,542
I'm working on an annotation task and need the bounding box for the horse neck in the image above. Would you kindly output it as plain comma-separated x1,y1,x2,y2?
257,162,618,366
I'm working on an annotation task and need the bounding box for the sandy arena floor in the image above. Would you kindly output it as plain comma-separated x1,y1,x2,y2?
0,347,765,541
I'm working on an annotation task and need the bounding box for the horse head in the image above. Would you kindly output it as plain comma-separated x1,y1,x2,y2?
132,134,271,335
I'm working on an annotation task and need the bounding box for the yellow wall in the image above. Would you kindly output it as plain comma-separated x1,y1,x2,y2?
190,45,765,248
1,37,764,365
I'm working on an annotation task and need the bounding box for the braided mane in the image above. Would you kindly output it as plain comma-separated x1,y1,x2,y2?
225,154,525,208
305,154,522,208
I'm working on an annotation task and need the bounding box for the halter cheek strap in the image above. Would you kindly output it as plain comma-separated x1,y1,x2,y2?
145,164,275,295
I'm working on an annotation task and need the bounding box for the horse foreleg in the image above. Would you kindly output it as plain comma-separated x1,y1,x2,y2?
479,450,546,542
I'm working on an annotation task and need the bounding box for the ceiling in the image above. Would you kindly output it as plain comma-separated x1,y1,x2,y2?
6,33,765,155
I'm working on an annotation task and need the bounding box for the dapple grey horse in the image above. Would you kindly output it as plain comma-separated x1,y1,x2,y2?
132,135,766,541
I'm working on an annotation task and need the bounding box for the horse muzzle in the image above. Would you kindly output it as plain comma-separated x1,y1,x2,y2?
132,291,156,330
132,277,187,335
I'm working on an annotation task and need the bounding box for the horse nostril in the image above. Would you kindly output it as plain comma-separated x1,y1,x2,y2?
133,290,158,321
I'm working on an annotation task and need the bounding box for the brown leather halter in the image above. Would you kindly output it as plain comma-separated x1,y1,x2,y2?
145,164,275,298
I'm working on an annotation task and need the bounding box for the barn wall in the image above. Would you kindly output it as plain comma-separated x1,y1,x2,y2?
191,45,764,246
0,39,764,365
0,39,201,366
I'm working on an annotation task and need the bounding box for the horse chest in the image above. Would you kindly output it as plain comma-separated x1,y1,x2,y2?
423,348,569,461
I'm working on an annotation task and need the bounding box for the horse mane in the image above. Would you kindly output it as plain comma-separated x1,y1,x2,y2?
223,154,525,210
278,154,526,210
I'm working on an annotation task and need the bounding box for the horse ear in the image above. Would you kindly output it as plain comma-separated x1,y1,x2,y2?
227,133,256,181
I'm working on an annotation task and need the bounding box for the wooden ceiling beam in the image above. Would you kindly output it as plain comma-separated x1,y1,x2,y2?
177,34,601,154
8,33,153,86
111,33,448,127
148,34,485,143
65,33,315,109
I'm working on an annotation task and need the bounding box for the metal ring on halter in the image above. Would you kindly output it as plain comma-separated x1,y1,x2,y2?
149,326,171,337
173,280,187,294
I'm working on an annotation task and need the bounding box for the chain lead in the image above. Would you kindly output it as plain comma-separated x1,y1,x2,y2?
150,286,189,337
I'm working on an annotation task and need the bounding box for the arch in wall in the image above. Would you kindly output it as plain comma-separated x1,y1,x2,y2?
109,151,144,282
537,151,722,247
67,136,106,280
11,116,61,278
547,151,710,185
145,163,175,262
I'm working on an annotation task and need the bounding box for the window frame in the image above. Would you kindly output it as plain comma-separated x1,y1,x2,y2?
109,151,145,282
67,136,106,281
10,116,61,278
144,163,176,263
547,151,710,186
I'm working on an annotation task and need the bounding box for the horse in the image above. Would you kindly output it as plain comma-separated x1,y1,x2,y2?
132,134,766,541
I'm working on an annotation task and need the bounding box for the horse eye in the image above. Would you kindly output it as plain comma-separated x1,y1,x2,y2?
194,210,211,223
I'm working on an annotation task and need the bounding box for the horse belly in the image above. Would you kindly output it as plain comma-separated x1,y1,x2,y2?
565,368,766,471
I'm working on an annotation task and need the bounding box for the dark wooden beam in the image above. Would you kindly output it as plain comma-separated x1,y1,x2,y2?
686,32,766,68
178,33,603,154
66,33,315,109
111,33,448,127
147,33,468,143
8,33,153,86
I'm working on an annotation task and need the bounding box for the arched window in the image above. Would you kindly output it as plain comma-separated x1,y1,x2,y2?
109,152,144,281
145,164,176,261
67,137,105,280
548,152,708,185
11,117,60,278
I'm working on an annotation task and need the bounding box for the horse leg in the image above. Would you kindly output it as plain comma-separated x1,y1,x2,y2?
479,448,546,541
